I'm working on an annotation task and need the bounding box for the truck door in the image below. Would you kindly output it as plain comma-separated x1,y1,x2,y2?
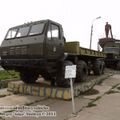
46,22,64,59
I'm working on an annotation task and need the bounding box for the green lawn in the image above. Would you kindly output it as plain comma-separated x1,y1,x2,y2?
0,70,19,80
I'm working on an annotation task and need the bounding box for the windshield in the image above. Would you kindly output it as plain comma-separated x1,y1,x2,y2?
16,26,30,37
104,47,119,54
5,28,17,39
29,23,45,35
5,22,45,39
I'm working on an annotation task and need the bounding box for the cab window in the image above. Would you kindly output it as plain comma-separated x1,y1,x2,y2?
16,26,30,37
47,24,60,39
29,23,45,35
6,28,18,39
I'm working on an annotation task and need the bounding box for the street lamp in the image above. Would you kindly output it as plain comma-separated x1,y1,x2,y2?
89,16,101,49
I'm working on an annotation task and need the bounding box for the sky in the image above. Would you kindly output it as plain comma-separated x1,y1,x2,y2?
0,0,120,50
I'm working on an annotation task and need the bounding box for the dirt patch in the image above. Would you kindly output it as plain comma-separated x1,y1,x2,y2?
81,89,99,96
117,86,120,90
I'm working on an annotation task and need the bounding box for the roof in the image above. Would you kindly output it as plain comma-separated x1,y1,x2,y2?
99,37,120,48
9,19,61,29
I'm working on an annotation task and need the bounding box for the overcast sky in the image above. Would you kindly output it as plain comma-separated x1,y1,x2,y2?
0,0,120,50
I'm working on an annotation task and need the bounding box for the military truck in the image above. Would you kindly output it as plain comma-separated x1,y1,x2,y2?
0,19,105,87
99,37,120,70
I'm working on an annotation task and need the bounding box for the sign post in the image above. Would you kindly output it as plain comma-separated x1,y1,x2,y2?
65,65,76,114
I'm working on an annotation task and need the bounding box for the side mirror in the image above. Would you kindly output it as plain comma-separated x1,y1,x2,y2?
63,37,66,42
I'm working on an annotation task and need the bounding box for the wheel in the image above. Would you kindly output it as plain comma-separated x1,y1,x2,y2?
93,59,104,75
20,71,39,83
56,60,74,88
101,61,105,74
42,73,56,86
116,61,120,70
76,60,88,82
42,72,52,81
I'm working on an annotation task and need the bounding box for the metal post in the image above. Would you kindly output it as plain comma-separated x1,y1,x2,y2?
70,78,75,114
89,24,93,49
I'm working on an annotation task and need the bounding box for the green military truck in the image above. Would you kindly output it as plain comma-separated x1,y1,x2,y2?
99,37,120,70
0,19,105,87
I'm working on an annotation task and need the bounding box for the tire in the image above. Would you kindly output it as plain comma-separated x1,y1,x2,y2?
93,60,104,75
102,61,105,74
76,60,88,82
116,61,120,70
20,71,39,83
56,60,74,88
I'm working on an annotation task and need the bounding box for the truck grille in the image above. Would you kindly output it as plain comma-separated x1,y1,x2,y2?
9,46,27,55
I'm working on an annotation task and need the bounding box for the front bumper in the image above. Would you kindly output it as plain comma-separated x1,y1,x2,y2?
0,59,46,68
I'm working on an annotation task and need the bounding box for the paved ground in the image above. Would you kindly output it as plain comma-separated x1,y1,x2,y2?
0,73,120,120
69,74,120,120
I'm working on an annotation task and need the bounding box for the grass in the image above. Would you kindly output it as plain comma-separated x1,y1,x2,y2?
0,70,19,88
87,102,97,107
0,70,19,80
106,90,119,94
87,96,102,108
111,83,120,89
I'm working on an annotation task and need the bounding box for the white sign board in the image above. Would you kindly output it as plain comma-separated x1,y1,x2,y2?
65,65,76,79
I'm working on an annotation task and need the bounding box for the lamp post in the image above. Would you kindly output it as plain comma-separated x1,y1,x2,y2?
89,16,101,49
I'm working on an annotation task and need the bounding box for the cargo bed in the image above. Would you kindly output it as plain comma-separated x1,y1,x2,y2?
65,41,105,58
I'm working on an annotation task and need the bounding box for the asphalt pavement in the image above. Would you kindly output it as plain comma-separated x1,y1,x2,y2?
0,73,120,120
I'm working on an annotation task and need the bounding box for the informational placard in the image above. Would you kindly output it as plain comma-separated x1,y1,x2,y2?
65,65,76,79
65,65,76,114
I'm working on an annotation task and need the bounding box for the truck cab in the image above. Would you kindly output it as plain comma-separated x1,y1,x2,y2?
99,38,120,69
1,19,64,62
0,20,65,83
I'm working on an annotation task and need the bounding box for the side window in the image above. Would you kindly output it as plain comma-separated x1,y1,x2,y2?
47,24,60,39
47,26,52,39
51,24,59,38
